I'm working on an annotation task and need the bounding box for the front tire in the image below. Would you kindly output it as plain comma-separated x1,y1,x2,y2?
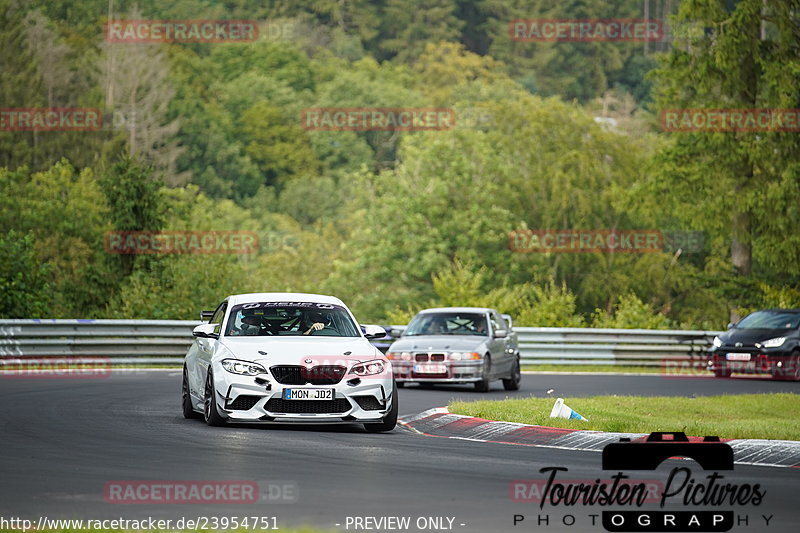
714,366,732,378
364,383,398,433
203,370,226,426
474,355,491,392
182,366,201,419
502,356,521,391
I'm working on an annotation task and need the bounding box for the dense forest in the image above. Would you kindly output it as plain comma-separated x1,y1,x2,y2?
1,0,799,327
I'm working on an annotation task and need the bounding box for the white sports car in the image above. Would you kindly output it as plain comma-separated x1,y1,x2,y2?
182,293,397,432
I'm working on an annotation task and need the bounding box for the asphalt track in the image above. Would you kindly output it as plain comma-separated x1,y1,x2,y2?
0,372,797,533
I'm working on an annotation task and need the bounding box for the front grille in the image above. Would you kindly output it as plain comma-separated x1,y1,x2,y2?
353,396,383,411
415,353,446,362
270,365,347,385
265,398,351,414
227,395,261,410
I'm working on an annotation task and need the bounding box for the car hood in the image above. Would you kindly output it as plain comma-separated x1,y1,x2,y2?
218,336,382,365
720,329,792,346
388,335,489,352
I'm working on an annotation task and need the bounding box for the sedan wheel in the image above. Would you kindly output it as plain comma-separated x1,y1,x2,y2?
474,355,491,392
502,357,521,391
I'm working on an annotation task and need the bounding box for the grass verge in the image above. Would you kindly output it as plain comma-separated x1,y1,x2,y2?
522,364,660,373
449,393,800,441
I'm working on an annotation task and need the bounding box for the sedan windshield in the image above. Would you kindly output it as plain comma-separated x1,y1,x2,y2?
404,313,488,336
224,302,360,337
736,311,800,330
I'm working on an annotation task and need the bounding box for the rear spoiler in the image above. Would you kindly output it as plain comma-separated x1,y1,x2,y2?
200,310,215,322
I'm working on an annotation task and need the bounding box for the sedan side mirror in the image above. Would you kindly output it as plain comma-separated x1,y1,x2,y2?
493,329,508,339
726,322,735,330
193,323,219,339
362,324,387,340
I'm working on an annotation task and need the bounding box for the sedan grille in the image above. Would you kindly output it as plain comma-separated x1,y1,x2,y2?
265,398,352,414
270,365,347,385
415,353,446,362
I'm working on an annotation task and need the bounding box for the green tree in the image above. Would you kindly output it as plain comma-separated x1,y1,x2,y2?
645,0,800,319
0,231,51,317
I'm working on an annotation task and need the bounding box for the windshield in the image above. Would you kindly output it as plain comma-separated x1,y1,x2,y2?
404,312,488,336
735,311,800,330
224,302,360,337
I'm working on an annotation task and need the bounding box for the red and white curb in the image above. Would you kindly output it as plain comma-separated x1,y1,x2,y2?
399,408,800,469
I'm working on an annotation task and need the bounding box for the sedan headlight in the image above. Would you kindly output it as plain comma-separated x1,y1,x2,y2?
449,352,481,360
350,359,385,376
762,337,786,348
221,359,266,376
712,336,723,348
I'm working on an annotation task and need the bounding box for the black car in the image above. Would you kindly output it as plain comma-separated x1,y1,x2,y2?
708,309,800,380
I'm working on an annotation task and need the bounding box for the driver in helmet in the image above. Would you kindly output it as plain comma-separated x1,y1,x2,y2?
302,309,331,335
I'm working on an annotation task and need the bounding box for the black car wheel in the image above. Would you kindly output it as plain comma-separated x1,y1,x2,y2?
203,370,226,426
474,355,491,392
364,383,398,432
182,366,201,419
502,356,521,391
714,365,732,378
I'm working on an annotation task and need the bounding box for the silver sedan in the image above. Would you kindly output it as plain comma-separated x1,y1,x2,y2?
386,307,520,392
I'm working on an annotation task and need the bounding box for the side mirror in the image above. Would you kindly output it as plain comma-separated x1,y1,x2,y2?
200,310,215,321
501,314,513,329
390,328,404,338
493,329,508,339
193,323,219,339
726,322,735,330
363,324,387,340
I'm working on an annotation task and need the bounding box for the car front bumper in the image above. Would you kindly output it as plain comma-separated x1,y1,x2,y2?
392,360,486,383
708,349,797,376
210,363,395,423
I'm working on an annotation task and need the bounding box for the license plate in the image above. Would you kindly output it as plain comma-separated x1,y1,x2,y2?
726,353,751,361
414,364,447,374
283,388,334,400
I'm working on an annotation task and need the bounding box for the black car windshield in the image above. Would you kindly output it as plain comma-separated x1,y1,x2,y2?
225,302,360,337
735,311,800,329
404,313,488,336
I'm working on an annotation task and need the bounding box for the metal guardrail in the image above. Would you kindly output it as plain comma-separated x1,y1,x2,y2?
0,319,720,367
513,327,720,366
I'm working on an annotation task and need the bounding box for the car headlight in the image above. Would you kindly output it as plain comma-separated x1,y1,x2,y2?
350,359,385,376
762,337,786,348
449,352,481,360
712,336,722,348
386,352,412,361
221,359,266,376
